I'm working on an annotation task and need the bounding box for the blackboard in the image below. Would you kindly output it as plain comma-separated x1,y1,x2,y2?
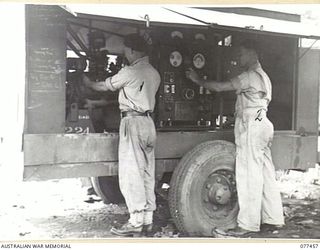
26,5,68,133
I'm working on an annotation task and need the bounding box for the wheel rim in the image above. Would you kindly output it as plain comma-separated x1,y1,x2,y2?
201,167,237,221
168,140,238,236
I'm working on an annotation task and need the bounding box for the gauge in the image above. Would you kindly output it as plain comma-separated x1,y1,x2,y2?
193,53,206,69
195,33,206,41
183,88,195,100
170,51,183,68
171,31,184,39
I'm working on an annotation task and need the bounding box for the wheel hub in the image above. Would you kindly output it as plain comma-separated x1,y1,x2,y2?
202,170,237,217
207,183,231,205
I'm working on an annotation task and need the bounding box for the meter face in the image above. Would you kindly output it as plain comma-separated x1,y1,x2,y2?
169,51,183,68
171,30,184,39
193,53,206,69
156,28,219,128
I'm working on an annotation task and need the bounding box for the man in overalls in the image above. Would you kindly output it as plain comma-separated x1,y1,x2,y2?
83,33,161,236
186,39,284,236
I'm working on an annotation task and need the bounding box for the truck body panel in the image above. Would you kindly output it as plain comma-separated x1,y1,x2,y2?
23,5,320,181
23,131,317,181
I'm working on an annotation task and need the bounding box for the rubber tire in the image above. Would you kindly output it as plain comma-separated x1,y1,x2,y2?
168,140,238,236
91,176,125,204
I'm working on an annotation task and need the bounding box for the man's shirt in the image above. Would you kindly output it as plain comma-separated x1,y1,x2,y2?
104,56,160,113
230,62,272,115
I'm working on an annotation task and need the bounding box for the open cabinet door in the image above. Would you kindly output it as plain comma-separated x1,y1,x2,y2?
25,5,68,134
297,46,320,135
295,45,320,168
271,44,320,170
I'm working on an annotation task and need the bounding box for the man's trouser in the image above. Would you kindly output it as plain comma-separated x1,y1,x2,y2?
118,115,156,225
234,109,284,231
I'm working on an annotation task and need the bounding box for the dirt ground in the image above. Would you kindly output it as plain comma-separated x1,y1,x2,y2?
0,166,320,240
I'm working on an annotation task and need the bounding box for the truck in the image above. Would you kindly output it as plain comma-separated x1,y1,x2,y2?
13,4,320,236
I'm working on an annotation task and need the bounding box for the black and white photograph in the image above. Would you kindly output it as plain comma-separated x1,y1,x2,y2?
0,2,320,246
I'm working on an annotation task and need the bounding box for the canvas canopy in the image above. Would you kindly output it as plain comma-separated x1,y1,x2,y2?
65,4,320,39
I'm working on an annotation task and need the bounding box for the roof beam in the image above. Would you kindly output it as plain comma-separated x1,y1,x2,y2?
194,7,301,22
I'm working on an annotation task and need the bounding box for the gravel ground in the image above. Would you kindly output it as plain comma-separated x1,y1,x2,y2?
0,166,319,240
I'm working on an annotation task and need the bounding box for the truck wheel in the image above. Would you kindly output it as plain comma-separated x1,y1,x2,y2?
91,176,125,204
168,140,238,236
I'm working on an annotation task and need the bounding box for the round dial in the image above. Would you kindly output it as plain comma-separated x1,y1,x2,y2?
170,51,183,68
171,31,184,39
193,53,206,69
183,88,195,100
195,33,206,41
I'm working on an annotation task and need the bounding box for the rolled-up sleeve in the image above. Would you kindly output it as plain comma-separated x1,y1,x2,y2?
249,71,268,95
104,67,132,92
230,70,269,98
230,72,249,94
104,77,116,91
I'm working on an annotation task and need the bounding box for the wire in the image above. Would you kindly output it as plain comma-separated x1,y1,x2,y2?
299,39,320,60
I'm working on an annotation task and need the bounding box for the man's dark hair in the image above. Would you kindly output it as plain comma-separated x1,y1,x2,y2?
239,39,260,53
123,33,147,53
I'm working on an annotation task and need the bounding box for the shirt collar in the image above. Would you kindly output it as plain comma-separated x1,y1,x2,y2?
130,56,149,66
248,61,261,71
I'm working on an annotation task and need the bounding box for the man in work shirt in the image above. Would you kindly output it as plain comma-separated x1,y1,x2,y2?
186,39,284,236
83,33,161,236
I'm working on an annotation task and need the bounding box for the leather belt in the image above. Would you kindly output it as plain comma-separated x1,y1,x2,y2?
121,110,152,118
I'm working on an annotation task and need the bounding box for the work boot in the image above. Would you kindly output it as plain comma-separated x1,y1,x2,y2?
141,210,153,236
260,223,284,232
110,222,143,237
212,226,256,238
225,227,256,237
111,211,144,237
143,211,153,225
141,223,153,237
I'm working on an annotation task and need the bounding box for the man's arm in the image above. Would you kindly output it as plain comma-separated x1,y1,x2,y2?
84,98,118,109
186,68,237,92
82,75,110,92
202,79,235,92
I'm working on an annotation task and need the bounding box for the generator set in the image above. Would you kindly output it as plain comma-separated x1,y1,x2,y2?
65,27,244,133
24,5,320,237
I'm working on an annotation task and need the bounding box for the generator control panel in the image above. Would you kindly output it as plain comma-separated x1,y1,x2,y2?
64,23,247,133
155,29,219,129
